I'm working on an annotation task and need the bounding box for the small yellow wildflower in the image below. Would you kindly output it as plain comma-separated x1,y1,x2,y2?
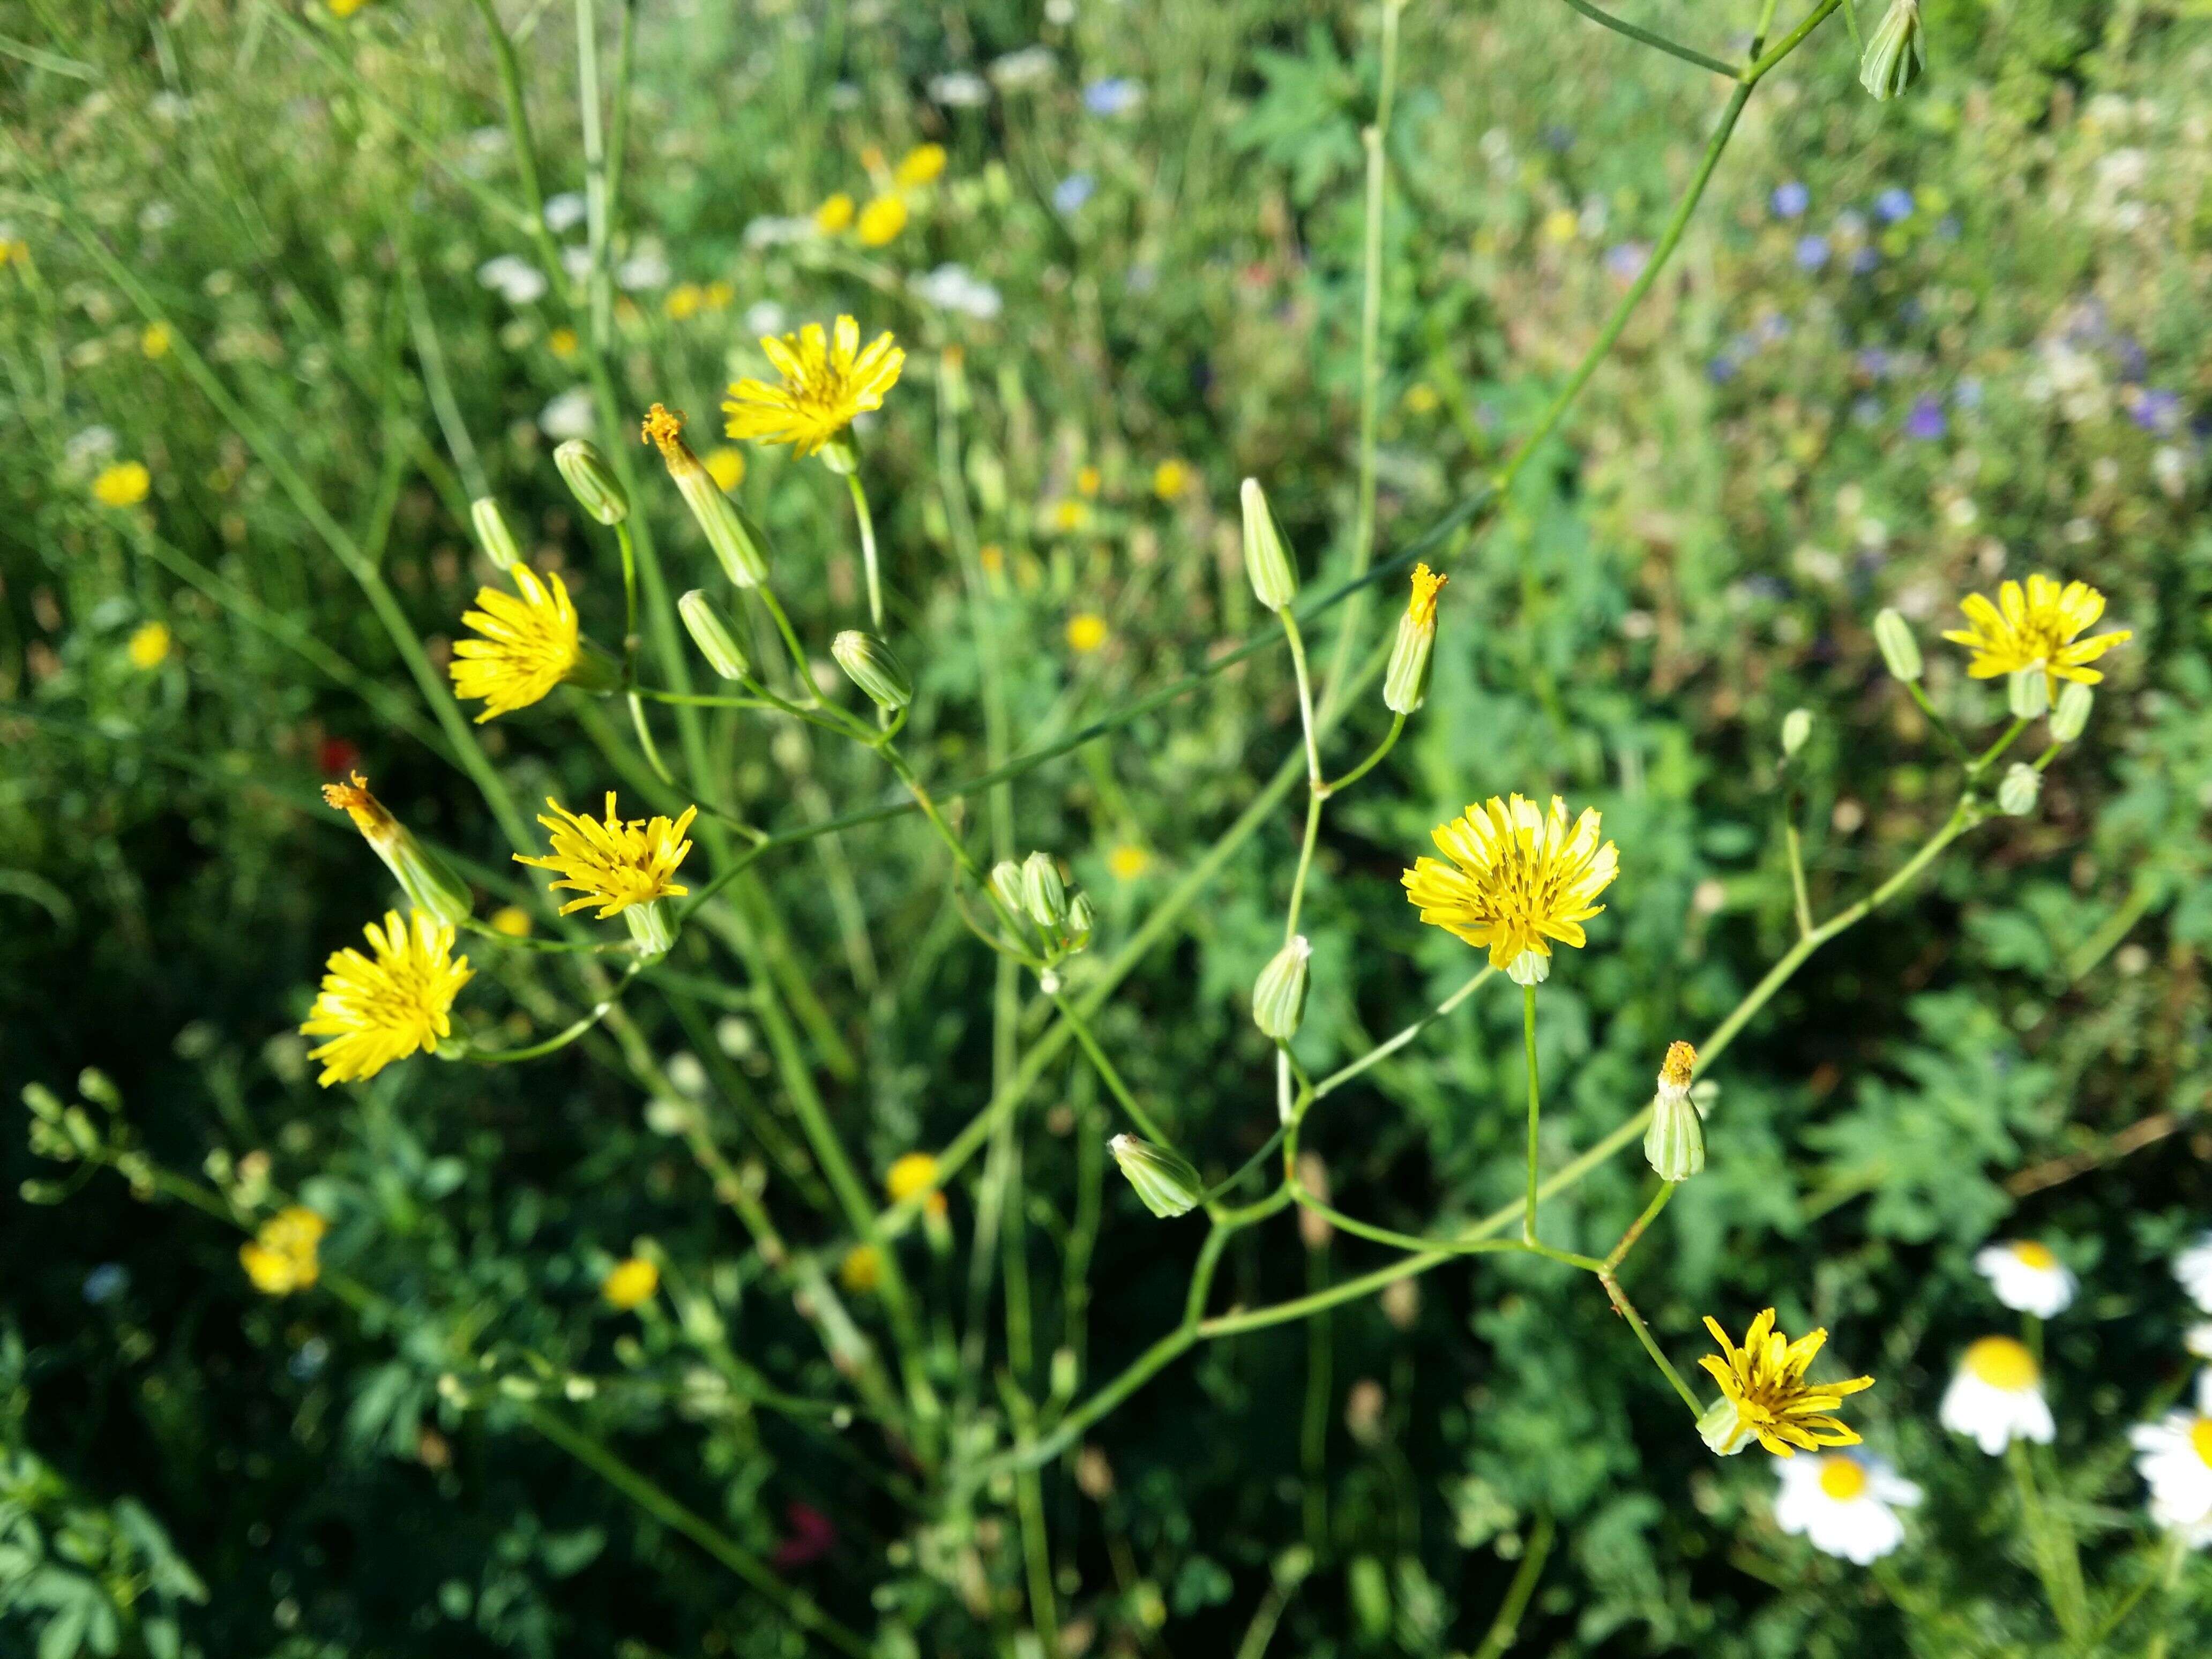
1941,573,2132,696
127,621,172,669
1542,207,1579,243
449,564,581,722
703,447,746,492
548,326,579,359
977,544,1005,576
664,282,703,322
840,1243,883,1294
1407,562,1446,628
1051,500,1087,533
895,143,947,188
515,793,697,919
886,1152,948,1219
601,1257,659,1310
1108,842,1151,881
1697,1308,1874,1457
723,316,905,457
856,195,908,246
93,461,151,508
703,280,735,311
489,905,534,938
300,910,472,1086
1066,612,1110,653
329,0,372,16
240,1206,328,1295
140,322,173,359
1403,383,1441,414
814,192,856,234
1152,460,1189,500
1076,465,1102,498
1403,794,1618,983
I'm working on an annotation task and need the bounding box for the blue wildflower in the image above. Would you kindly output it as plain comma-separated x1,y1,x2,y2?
1904,395,1946,440
1874,187,1914,224
1772,181,1810,219
1795,235,1830,272
1083,78,1141,116
1052,173,1096,213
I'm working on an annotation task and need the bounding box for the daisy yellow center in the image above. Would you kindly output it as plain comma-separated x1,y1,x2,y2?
1817,1456,1869,1500
515,793,698,919
1962,1335,2038,1391
1402,794,1620,973
1940,573,2131,689
722,316,905,457
2011,1241,2057,1270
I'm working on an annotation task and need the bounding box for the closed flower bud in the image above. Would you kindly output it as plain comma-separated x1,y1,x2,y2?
554,438,630,525
642,404,770,586
625,899,677,959
678,590,751,680
2007,664,2049,720
1239,477,1298,611
469,497,523,571
1642,1040,1705,1183
1780,707,1812,759
989,860,1027,920
1064,892,1096,949
1109,1134,1204,1219
1252,935,1312,1042
831,630,911,710
1872,608,1922,681
1020,850,1068,929
2051,681,2093,743
1998,763,2041,817
1859,0,1926,101
1384,563,1446,714
322,772,473,926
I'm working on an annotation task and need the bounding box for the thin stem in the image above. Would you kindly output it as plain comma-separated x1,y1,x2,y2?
1312,965,1494,1098
1283,794,1325,941
458,967,641,1062
1052,993,1174,1148
1557,0,1739,76
1321,712,1406,797
1784,818,1813,938
1971,714,2030,778
1469,1513,1555,1659
1741,0,1843,81
574,0,614,345
1904,679,1970,761
1604,1180,1677,1273
1280,611,1324,787
1598,1271,1703,1416
1522,984,1542,1246
844,468,885,631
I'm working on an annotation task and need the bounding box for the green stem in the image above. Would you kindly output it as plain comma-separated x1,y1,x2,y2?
1557,0,1738,75
1322,712,1406,797
1311,965,1493,1098
1522,984,1542,1246
1784,817,1813,938
1469,1513,1556,1659
1971,714,2030,778
1280,611,1324,786
844,468,885,631
1599,1269,1703,1416
1053,993,1175,1148
1904,679,1970,761
457,966,641,1061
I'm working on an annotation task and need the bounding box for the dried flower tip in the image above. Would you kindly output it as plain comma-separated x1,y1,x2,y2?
1660,1041,1697,1092
646,403,771,585
322,771,472,927
1384,563,1445,714
1646,1041,1705,1182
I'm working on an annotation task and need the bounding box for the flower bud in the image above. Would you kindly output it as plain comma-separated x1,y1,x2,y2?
1780,708,1812,760
642,404,770,586
1064,892,1096,950
818,435,860,476
554,438,630,525
1998,763,2041,817
1383,563,1446,714
625,899,677,959
1109,1134,1204,1219
1859,0,1926,101
1642,1040,1705,1183
989,860,1027,920
469,497,522,572
1505,947,1551,988
2007,665,2049,720
1020,851,1068,930
1239,477,1298,611
1698,1395,1755,1457
1252,935,1312,1042
831,630,911,710
2050,681,2093,743
1872,608,1922,681
678,589,751,680
322,772,473,926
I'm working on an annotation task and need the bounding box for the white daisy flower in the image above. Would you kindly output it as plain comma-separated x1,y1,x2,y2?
476,255,547,306
912,263,1004,320
1974,1240,2078,1318
989,46,1056,89
537,387,596,442
561,245,594,281
616,247,670,292
543,191,588,234
1939,1335,2056,1455
2176,1234,2212,1314
1774,1449,1922,1564
2186,1324,2212,1362
2128,1371,2212,1547
929,70,990,107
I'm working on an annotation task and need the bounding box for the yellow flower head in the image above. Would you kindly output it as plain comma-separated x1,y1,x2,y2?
1941,573,2131,693
489,905,534,938
856,195,908,246
1066,612,1110,653
450,564,581,722
300,910,472,1086
128,621,172,669
515,793,697,919
1153,459,1189,500
840,1243,884,1294
886,1152,948,1218
321,768,396,843
1402,794,1618,977
895,143,947,188
1698,1308,1874,1457
814,192,856,234
1108,842,1151,881
1407,562,1447,628
704,446,746,492
664,282,704,322
240,1205,328,1296
93,461,151,507
548,326,579,359
722,316,905,456
141,322,173,360
1076,465,1102,498
602,1257,660,1310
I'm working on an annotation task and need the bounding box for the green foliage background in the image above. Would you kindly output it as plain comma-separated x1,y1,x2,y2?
3,1,2210,1655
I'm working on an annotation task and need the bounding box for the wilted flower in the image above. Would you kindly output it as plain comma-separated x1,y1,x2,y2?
1939,1335,2054,1454
323,771,473,926
300,910,472,1085
1403,795,1619,985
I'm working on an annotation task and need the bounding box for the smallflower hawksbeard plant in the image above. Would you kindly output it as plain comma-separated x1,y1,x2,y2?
450,563,614,721
1402,793,1619,985
516,793,698,956
1941,573,2133,698
723,315,905,460
238,1205,327,1296
1696,1309,1875,1456
298,910,472,1086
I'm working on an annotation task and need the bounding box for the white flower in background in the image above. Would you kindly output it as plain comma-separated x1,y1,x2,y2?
537,387,596,442
2129,1371,2212,1547
561,245,594,281
1940,1336,2056,1455
476,255,548,305
1774,1449,1922,1564
616,247,670,291
64,424,119,472
929,70,990,107
2176,1234,2212,1313
741,301,786,338
989,46,1055,89
912,263,1003,320
1974,1240,2078,1318
543,191,587,234
2186,1325,2212,1362
742,216,811,249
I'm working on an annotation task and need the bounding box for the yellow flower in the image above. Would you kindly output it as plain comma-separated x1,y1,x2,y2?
515,793,697,919
703,280,735,311
1152,459,1189,500
856,195,908,246
601,1257,659,1310
300,910,472,1086
1066,612,1110,653
723,316,905,456
895,144,947,188
1406,562,1446,627
886,1152,948,1218
1542,207,1579,243
489,905,534,938
127,621,171,669
548,326,579,359
814,192,856,234
1402,794,1618,981
1076,465,1102,498
1108,842,1151,881
93,461,151,507
1403,383,1440,414
703,446,746,492
140,322,173,359
664,282,703,321
1940,573,2132,694
1050,499,1086,533
840,1243,883,1294
449,564,581,722
1697,1308,1874,1457
977,544,1005,576
240,1206,328,1295
329,0,372,16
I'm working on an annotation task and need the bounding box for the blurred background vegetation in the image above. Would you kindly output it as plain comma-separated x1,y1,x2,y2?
3,0,2209,1654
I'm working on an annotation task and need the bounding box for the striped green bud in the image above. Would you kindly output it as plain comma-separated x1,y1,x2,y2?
2008,665,2050,720
1859,0,1926,102
1383,563,1446,715
1781,708,1812,760
1872,608,1922,681
1642,1041,1704,1183
989,860,1027,921
831,630,911,711
1252,935,1311,1042
1020,851,1067,930
1064,893,1096,950
624,899,677,959
554,438,630,525
644,405,769,586
1239,477,1298,611
1109,1134,1204,1219
469,496,523,572
2050,681,2093,743
677,589,751,680
1998,763,2041,817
